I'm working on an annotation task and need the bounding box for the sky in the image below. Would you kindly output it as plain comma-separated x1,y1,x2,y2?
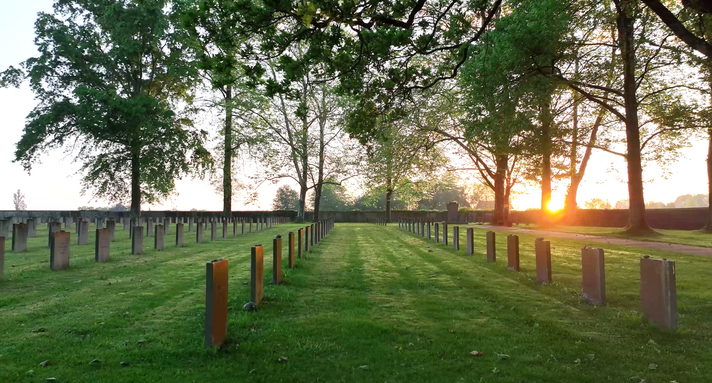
0,0,709,212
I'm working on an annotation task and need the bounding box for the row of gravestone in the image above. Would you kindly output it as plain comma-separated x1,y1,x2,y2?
0,216,293,279
399,218,678,330
204,218,335,348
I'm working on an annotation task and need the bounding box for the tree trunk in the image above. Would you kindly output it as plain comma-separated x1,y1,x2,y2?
493,154,508,225
540,96,553,227
130,148,141,218
297,183,307,222
702,128,712,232
385,187,393,222
617,1,655,235
223,86,233,216
314,183,323,222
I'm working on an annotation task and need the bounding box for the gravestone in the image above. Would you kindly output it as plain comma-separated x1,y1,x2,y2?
132,226,143,255
310,224,315,247
289,232,296,269
12,223,28,253
210,221,217,241
233,219,238,236
222,220,228,239
486,231,496,263
50,231,71,270
95,228,111,262
64,216,73,230
154,225,165,250
466,228,474,256
305,226,310,253
273,235,283,284
434,223,440,243
427,222,431,239
196,221,204,243
175,223,184,247
205,258,228,348
48,221,62,248
28,219,37,237
453,226,460,251
442,224,448,246
535,238,552,284
251,245,264,306
106,219,116,242
77,220,89,245
640,256,677,329
249,220,253,233
298,228,304,259
242,220,245,235
581,247,605,305
0,219,11,238
146,219,154,237
0,236,5,280
188,217,194,232
507,235,520,271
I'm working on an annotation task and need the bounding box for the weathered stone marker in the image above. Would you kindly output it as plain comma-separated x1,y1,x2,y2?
188,217,194,232
50,231,71,270
28,219,37,237
535,238,552,284
77,220,89,245
146,219,154,237
453,226,460,251
434,223,440,243
176,222,184,247
94,228,111,262
0,236,4,280
164,218,170,235
466,228,474,255
486,231,496,262
640,256,677,329
233,219,238,236
241,220,245,235
12,223,28,253
305,226,310,253
443,223,448,246
210,221,217,241
205,258,228,348
132,226,144,255
64,216,73,230
222,220,228,239
251,245,264,306
506,235,519,271
581,247,605,305
196,221,204,243
106,219,116,242
288,232,296,269
48,221,62,248
298,228,304,259
273,235,283,284
310,224,315,247
154,225,165,251
427,222,431,239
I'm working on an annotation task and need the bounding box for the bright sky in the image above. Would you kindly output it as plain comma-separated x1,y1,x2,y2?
0,0,709,212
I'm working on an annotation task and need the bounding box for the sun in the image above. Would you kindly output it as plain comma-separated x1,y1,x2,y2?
546,199,564,212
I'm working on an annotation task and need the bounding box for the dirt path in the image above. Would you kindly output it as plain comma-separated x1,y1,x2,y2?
473,225,712,257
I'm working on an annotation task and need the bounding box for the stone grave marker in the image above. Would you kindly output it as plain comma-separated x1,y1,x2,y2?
154,225,165,251
298,228,304,259
273,235,283,284
289,232,296,269
434,223,440,243
535,238,552,284
176,223,184,247
50,231,71,270
12,223,28,253
146,219,154,237
443,223,448,246
78,220,89,245
210,221,217,241
640,256,677,329
486,231,496,263
205,258,228,347
0,236,5,280
581,247,606,305
48,221,62,248
507,235,519,271
132,226,144,255
95,228,111,262
106,219,116,242
196,221,204,243
251,245,264,306
28,219,37,237
453,226,460,250
466,228,474,256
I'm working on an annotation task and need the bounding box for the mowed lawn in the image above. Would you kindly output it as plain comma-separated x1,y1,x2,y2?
1,223,712,382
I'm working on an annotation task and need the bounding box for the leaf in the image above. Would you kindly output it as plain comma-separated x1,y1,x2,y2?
585,354,595,361
648,363,657,370
492,367,500,374
470,350,484,356
39,360,51,367
495,353,510,360
358,365,369,370
277,356,288,363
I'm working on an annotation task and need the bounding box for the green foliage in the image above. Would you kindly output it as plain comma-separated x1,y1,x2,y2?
272,185,300,210
5,0,211,212
584,198,612,210
311,180,351,211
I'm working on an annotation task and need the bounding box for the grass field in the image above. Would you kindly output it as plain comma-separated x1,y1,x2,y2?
1,222,712,382
516,223,712,248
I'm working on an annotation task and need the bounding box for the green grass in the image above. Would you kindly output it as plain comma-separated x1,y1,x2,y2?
514,223,712,248
1,223,712,382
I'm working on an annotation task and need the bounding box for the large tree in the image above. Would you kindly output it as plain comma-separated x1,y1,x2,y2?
2,0,211,216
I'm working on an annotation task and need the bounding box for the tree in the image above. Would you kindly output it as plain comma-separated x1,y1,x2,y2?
12,189,27,211
311,179,351,211
2,0,211,217
584,198,612,210
176,0,258,215
272,185,300,210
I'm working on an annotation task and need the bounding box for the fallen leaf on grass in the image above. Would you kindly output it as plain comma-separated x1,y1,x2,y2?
495,353,510,360
277,356,288,363
358,365,369,370
470,351,484,356
39,360,51,367
648,363,657,370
